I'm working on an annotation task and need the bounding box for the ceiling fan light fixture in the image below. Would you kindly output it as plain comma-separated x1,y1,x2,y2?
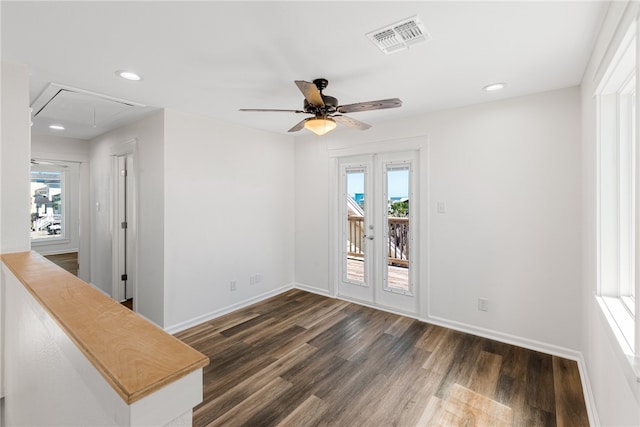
49,124,65,130
304,117,337,136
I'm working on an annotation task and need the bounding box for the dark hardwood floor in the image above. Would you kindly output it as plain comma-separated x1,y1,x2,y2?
175,289,589,427
44,252,134,310
44,252,78,276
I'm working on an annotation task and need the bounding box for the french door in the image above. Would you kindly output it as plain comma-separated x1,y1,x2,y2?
336,151,418,314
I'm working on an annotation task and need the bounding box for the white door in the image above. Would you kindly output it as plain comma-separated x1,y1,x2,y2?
113,154,135,302
338,156,375,303
336,151,418,314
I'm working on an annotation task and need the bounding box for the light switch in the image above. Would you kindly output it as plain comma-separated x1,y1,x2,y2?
437,201,447,214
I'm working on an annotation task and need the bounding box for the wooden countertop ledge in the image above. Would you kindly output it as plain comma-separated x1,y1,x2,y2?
1,251,209,404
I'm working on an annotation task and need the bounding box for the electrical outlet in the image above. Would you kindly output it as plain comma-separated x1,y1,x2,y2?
255,274,262,284
230,280,237,291
250,275,256,285
478,297,488,312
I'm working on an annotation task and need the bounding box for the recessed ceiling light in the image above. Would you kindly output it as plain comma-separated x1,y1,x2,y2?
482,82,507,92
49,124,65,130
116,70,142,81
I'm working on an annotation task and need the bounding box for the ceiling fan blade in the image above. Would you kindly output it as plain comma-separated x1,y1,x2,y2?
333,115,371,130
288,118,308,132
337,98,402,114
295,80,324,107
239,108,305,113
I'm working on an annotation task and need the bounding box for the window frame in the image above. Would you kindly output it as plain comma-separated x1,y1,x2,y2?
30,162,70,245
381,159,414,296
595,20,640,375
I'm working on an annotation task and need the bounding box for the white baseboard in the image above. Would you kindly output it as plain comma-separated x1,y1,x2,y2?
293,282,332,297
575,354,600,427
423,315,581,361
164,284,294,335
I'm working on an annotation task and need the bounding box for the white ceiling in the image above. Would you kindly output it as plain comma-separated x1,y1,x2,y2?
2,1,606,139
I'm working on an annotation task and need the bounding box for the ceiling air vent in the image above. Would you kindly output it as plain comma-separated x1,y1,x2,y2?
366,15,431,55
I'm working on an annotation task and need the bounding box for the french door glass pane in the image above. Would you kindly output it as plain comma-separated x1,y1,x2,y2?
346,168,366,284
386,165,409,291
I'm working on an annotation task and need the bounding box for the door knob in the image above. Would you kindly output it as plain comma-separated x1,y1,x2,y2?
364,235,374,240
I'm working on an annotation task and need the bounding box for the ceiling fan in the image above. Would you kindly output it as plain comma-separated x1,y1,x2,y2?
239,78,402,136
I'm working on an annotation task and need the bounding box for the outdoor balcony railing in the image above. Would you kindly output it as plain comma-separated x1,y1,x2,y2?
347,215,409,267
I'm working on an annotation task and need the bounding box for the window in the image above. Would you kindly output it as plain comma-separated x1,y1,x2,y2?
384,163,411,293
596,22,639,363
30,163,68,242
617,78,636,317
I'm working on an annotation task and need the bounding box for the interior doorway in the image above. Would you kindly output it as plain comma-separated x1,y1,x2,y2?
29,155,89,282
335,151,419,315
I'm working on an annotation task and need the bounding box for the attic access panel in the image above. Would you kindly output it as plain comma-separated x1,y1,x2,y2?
34,88,136,127
30,83,151,139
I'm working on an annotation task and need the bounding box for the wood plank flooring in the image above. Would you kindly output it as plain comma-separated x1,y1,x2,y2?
44,252,78,276
175,290,589,427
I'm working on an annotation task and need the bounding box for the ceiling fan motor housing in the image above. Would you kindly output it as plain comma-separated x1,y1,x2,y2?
304,95,338,115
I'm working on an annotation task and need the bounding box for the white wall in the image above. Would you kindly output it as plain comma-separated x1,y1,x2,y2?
295,87,582,353
0,60,31,402
581,2,640,426
89,108,296,331
1,61,31,254
31,135,91,277
294,137,331,296
163,110,295,330
89,111,165,326
31,134,90,157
